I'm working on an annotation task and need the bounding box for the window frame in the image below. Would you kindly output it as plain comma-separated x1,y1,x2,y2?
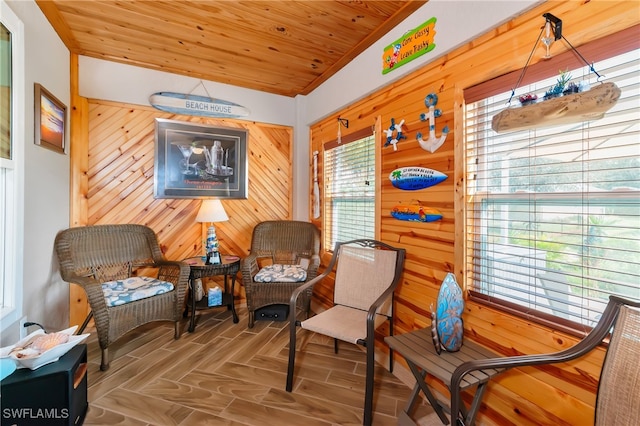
462,29,640,335
322,127,377,252
0,0,25,333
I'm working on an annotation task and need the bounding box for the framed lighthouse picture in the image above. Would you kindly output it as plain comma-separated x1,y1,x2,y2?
154,119,248,199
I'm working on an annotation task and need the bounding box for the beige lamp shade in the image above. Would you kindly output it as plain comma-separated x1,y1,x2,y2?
196,199,229,223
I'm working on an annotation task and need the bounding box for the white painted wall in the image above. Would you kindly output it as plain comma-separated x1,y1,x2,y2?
2,0,70,344
79,57,297,127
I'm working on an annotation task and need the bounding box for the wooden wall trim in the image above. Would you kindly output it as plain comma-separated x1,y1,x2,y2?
69,53,90,326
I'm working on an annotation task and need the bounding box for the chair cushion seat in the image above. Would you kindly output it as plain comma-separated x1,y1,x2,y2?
102,276,174,307
300,305,388,344
254,264,307,283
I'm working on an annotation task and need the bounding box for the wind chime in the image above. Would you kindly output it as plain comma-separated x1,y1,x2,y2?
312,150,320,219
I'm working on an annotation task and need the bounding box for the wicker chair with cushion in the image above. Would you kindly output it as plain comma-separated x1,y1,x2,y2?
241,220,321,328
54,224,190,371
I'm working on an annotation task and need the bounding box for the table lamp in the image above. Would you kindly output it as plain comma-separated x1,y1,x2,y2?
196,199,229,265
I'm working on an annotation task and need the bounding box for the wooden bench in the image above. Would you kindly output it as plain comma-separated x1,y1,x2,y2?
385,328,503,426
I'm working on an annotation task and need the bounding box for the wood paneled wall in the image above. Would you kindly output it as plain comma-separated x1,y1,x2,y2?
309,1,639,424
68,99,294,325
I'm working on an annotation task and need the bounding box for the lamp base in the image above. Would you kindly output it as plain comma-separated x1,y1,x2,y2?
206,251,221,265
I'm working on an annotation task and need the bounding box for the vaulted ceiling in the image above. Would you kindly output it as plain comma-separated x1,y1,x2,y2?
36,1,427,97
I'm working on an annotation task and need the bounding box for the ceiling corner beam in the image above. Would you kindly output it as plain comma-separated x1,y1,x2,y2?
36,0,80,52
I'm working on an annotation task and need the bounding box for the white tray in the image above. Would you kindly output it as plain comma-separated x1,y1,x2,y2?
0,326,90,370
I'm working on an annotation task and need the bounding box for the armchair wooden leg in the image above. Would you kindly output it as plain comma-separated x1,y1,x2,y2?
100,348,110,371
174,321,181,339
248,311,255,328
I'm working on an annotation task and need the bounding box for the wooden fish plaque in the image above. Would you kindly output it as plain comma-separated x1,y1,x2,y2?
389,167,447,190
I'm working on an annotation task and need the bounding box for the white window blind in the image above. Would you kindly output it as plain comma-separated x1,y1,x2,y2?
465,47,640,328
323,132,375,251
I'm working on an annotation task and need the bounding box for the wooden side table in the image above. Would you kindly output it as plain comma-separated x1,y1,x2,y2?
183,255,240,332
385,328,504,425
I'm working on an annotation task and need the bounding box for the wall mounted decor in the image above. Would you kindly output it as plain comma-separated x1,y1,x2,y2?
491,13,620,133
336,117,349,144
149,91,250,118
154,119,248,199
435,273,464,352
391,204,442,222
389,167,447,191
312,150,320,219
34,83,66,154
384,118,406,151
382,17,437,74
492,82,621,133
416,93,449,153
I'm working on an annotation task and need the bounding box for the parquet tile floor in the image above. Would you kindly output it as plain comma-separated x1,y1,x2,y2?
82,305,440,426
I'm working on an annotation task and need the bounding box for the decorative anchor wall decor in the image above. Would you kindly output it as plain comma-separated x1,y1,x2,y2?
384,118,406,151
416,93,449,153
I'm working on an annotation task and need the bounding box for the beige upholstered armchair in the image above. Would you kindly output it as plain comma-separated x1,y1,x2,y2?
54,224,190,371
387,295,640,426
286,239,406,426
449,295,640,426
241,220,320,328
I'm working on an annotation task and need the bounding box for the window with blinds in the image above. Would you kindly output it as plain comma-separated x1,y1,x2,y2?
464,45,640,329
323,131,375,252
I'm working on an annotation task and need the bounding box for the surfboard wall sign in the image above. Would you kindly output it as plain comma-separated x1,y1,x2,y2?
391,205,443,222
389,167,447,190
149,92,251,118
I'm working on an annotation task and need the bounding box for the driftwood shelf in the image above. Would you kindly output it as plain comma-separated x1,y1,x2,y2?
491,82,621,133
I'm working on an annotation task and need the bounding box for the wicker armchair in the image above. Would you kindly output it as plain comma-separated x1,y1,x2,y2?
54,224,190,371
241,220,320,328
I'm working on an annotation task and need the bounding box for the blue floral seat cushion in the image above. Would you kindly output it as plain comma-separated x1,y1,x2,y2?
254,264,307,283
102,276,174,307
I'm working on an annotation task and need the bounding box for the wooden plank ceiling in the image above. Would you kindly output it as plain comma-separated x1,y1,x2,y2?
36,0,427,97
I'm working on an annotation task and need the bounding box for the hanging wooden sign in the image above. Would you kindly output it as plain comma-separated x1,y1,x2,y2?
391,204,443,222
382,17,437,74
149,92,251,118
389,167,447,190
491,82,620,133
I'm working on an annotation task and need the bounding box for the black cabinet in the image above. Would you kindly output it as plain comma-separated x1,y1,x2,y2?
1,344,88,426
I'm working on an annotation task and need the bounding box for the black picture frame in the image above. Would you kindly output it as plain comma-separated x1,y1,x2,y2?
154,118,248,199
34,83,66,154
